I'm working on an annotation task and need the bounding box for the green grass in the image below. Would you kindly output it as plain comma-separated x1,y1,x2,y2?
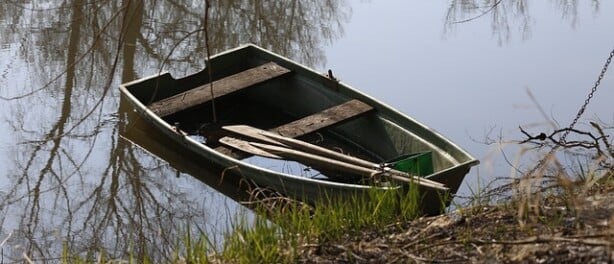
194,182,431,263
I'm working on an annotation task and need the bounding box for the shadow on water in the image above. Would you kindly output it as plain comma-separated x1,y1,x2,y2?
118,97,252,204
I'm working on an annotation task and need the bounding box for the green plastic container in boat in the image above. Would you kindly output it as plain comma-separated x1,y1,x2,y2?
386,152,433,176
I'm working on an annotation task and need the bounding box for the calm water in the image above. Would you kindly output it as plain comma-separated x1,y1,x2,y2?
1,0,612,261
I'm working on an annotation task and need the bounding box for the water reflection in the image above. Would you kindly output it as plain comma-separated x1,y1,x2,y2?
0,0,349,261
445,0,600,44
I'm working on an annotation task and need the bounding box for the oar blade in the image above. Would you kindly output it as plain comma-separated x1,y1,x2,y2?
219,136,283,159
222,125,287,146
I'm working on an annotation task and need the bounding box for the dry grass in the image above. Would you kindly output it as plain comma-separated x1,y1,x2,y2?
295,172,613,263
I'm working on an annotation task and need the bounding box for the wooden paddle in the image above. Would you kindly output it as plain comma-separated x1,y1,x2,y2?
252,142,447,191
218,137,282,159
219,136,447,190
221,125,447,191
259,132,446,188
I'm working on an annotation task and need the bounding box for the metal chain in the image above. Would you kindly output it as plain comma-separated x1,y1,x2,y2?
559,48,614,144
526,47,614,176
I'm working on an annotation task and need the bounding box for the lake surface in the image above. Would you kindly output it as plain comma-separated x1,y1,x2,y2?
1,0,612,261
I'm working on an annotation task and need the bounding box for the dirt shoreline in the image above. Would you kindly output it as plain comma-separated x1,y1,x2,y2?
297,180,613,263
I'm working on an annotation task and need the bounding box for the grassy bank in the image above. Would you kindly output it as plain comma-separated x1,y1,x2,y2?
58,161,613,263
59,123,613,263
200,172,612,263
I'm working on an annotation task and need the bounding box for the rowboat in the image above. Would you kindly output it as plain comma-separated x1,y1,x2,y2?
119,44,479,214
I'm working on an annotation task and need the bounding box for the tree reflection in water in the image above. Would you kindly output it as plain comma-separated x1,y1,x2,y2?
0,0,349,262
445,0,600,44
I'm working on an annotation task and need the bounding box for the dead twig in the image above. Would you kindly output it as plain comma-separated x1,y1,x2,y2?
468,235,611,247
519,126,607,153
416,234,611,252
398,250,464,263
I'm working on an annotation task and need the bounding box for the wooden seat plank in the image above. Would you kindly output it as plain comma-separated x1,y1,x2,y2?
149,62,290,117
214,99,374,159
273,99,373,138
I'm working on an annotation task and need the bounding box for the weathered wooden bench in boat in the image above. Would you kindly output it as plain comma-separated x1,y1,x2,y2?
120,44,479,215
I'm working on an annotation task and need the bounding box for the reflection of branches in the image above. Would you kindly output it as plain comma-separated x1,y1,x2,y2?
448,0,503,24
1,1,192,261
139,0,349,70
85,126,181,260
445,0,526,44
1,0,350,261
0,2,125,101
445,0,601,44
555,0,579,28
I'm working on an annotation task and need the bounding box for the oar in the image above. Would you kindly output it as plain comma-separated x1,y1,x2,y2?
222,125,447,190
224,125,376,167
248,141,448,191
259,132,445,187
221,125,288,147
218,136,282,159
